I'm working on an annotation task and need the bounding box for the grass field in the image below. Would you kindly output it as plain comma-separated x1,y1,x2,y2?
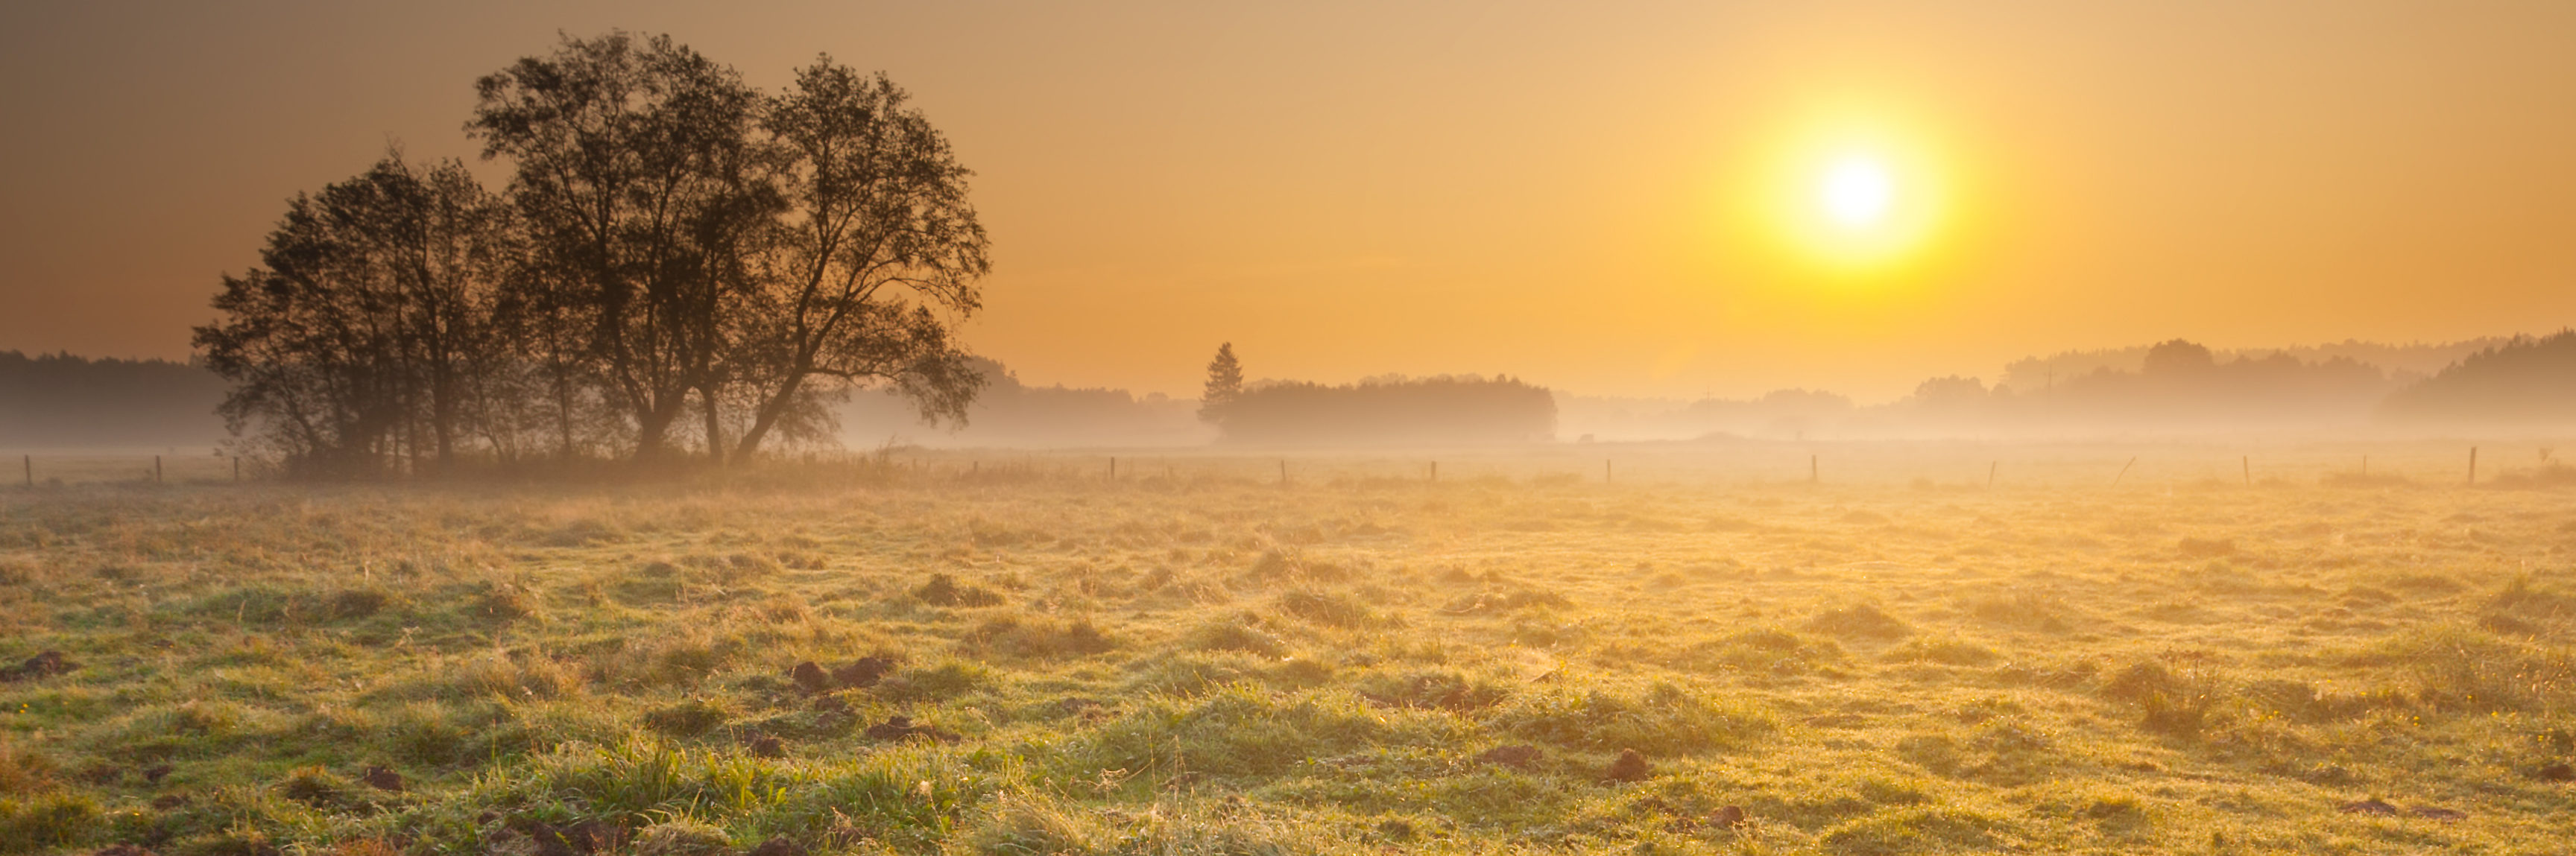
2,445,2575,855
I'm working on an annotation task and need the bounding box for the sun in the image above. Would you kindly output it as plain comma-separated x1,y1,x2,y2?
1819,156,1896,227
1719,105,1957,280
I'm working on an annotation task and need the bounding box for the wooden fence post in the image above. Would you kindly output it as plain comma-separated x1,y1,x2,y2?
21,455,28,487
1430,460,1437,483
2241,455,2250,485
1279,459,1287,486
2468,446,2478,486
1810,454,1818,484
154,455,163,484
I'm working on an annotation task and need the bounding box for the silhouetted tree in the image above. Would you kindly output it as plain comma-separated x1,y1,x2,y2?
727,59,988,460
195,32,992,477
467,31,771,466
1200,343,1243,425
194,154,508,477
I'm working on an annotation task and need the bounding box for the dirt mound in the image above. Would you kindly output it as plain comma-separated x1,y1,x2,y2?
831,656,895,689
863,715,959,743
1711,805,1747,829
1,650,75,681
1604,749,1650,782
748,735,786,758
790,662,831,693
361,764,404,792
506,817,625,856
1477,745,1542,769
2538,762,2572,782
747,838,807,856
790,656,897,693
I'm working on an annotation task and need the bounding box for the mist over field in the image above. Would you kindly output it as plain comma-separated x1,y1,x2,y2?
10,5,2576,856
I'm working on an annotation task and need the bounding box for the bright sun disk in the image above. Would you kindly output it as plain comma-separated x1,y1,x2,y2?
1819,158,1894,227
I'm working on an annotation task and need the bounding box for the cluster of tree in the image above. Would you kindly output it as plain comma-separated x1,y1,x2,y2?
837,358,1210,448
1562,339,2424,440
0,352,227,449
192,33,988,477
1196,344,1556,445
2380,330,2576,422
1951,339,2398,428
1996,337,2503,393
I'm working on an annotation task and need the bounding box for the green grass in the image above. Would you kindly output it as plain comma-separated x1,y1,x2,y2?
1,457,2575,853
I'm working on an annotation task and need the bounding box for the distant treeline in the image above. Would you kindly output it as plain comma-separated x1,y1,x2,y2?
191,33,988,478
0,352,227,448
839,358,1209,448
1996,337,2505,392
1196,344,1555,445
1563,335,2576,440
2381,330,2576,422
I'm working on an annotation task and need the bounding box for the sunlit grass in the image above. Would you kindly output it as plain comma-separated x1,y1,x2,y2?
1,456,2573,853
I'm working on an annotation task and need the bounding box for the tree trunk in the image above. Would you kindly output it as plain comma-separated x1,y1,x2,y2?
700,384,724,467
732,372,806,463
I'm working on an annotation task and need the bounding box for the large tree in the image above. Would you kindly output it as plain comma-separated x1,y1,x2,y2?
466,31,773,465
199,32,991,475
194,155,507,477
727,60,989,460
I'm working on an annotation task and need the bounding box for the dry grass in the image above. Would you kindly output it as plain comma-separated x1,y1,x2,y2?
1,446,2574,853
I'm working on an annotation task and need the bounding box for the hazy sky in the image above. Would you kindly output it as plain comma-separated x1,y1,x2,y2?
5,1,2575,400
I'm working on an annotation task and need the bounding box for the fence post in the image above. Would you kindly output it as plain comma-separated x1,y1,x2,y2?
2469,446,2478,486
1605,459,1612,485
1109,457,1117,481
1279,459,1287,486
20,455,28,487
155,455,163,484
1810,454,1818,484
2241,455,2250,485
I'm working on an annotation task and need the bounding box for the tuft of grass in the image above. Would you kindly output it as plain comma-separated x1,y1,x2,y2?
1806,601,1912,639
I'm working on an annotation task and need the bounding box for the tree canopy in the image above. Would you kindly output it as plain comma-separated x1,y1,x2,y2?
195,32,988,477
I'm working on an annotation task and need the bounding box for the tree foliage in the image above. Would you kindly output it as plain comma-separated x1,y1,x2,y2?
194,32,988,476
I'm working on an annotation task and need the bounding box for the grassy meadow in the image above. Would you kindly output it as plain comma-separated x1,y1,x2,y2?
2,445,2575,855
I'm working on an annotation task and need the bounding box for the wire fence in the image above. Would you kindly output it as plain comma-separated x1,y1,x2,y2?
4,439,2563,490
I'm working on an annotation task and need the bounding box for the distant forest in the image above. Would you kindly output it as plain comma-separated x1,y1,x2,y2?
838,358,1208,448
0,352,227,449
2381,330,2576,422
1196,344,1556,446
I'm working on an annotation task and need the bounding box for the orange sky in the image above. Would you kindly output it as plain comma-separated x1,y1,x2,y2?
5,1,2575,400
